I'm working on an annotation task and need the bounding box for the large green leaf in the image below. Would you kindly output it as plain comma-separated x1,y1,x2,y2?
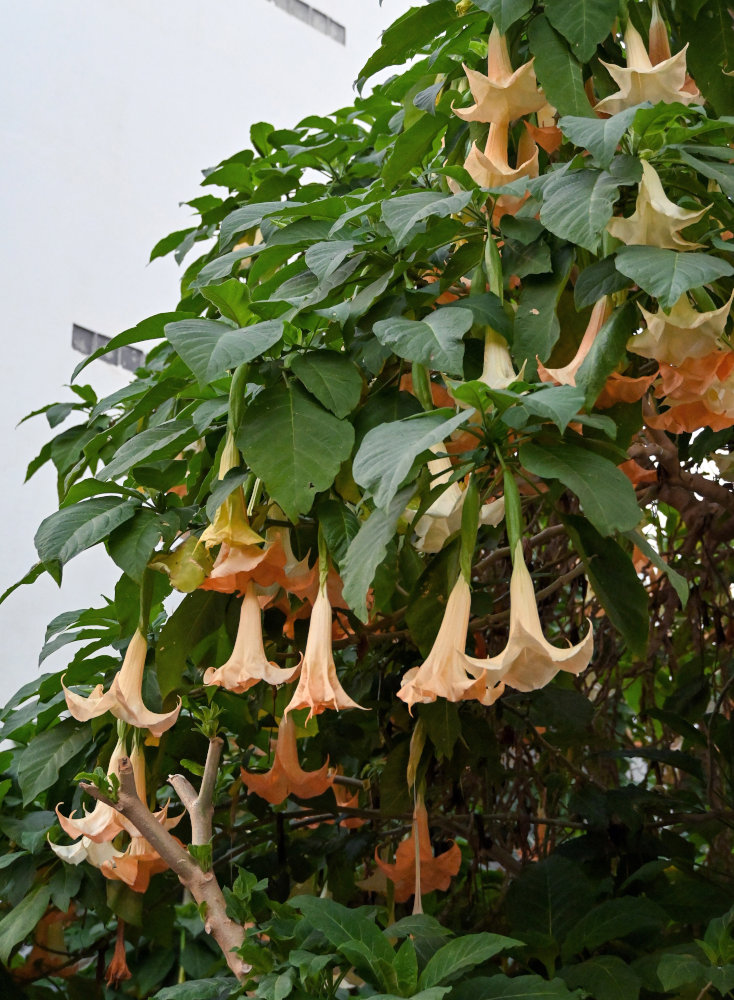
165,318,283,382
471,0,533,33
452,975,584,999
512,249,574,378
382,191,473,246
574,255,631,309
353,409,470,510
373,308,473,377
544,0,617,62
0,885,51,964
383,112,448,189
560,957,641,1000
564,515,648,657
559,106,642,168
35,497,138,575
357,1,458,86
17,720,90,805
156,591,229,699
563,898,666,959
527,15,594,118
575,302,637,407
684,0,734,115
291,352,364,418
506,856,595,944
615,247,734,310
70,311,194,382
108,508,165,583
625,529,688,606
153,981,235,1000
419,934,521,990
540,168,619,252
238,383,354,520
519,440,642,535
342,488,415,622
98,420,197,481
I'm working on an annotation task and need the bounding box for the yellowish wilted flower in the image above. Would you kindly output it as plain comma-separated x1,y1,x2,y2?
629,292,734,365
607,162,708,250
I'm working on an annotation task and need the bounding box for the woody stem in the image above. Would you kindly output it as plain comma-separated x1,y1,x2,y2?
169,736,223,846
81,750,247,981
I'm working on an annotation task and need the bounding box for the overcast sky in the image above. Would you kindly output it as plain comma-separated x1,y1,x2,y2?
0,0,414,704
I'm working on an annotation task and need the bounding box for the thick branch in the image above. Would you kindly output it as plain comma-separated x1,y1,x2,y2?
169,737,223,846
83,752,247,981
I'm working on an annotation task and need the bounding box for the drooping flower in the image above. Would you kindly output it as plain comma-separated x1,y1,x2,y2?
201,434,263,550
648,350,734,432
203,581,301,692
523,102,562,154
475,541,594,694
453,26,545,124
199,537,288,595
376,795,462,906
463,122,539,217
628,293,734,365
398,574,505,712
537,297,611,386
595,370,658,408
241,713,333,804
607,161,708,250
283,580,365,719
105,921,132,988
63,629,181,737
480,329,519,389
49,835,123,867
56,739,130,843
595,19,701,115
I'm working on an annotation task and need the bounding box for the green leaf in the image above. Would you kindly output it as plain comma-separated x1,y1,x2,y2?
544,0,617,62
563,898,666,959
615,247,734,311
540,168,619,253
98,420,196,481
152,981,235,1000
452,975,584,999
150,227,196,263
165,318,283,382
238,383,354,521
357,1,458,87
70,311,194,382
383,112,447,189
684,0,734,115
219,200,303,247
506,856,595,944
383,191,473,246
156,591,229,699
512,248,574,378
353,408,470,510
305,240,356,281
561,956,641,1000
527,15,594,118
630,535,687,607
444,292,513,339
0,885,52,964
656,954,709,992
200,278,251,326
394,937,419,997
17,720,90,805
317,499,361,567
564,515,648,657
373,308,473,377
560,106,642,167
471,0,533,33
520,440,641,535
342,487,414,623
419,933,521,990
574,255,631,309
108,508,164,583
575,302,637,407
291,352,364,418
35,497,138,574
508,385,586,433
418,700,463,760
0,562,46,608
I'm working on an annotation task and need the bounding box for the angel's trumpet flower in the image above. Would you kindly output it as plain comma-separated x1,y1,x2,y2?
464,121,539,194
606,162,709,250
475,541,593,694
203,581,300,692
453,26,545,124
537,297,611,386
480,329,519,389
629,292,734,365
398,574,505,712
55,739,129,843
241,713,333,804
595,18,701,115
63,629,181,737
201,434,263,550
376,794,461,906
284,580,365,720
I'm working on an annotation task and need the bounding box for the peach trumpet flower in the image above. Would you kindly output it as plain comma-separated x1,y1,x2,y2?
464,120,539,192
477,541,593,694
376,795,461,907
201,433,263,550
105,921,132,988
203,580,301,692
595,18,701,115
537,297,611,386
241,712,333,805
453,25,545,124
398,574,506,712
648,350,734,432
607,161,709,250
56,739,129,843
628,292,734,365
63,629,181,737
283,579,365,720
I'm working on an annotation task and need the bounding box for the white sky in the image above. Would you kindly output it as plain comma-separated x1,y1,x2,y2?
0,0,414,704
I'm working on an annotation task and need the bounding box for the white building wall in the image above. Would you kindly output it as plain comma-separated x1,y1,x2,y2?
0,0,413,703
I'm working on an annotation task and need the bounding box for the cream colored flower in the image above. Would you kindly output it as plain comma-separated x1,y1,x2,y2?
398,574,505,712
49,836,123,867
201,433,263,549
284,580,365,720
537,297,611,386
464,121,539,191
63,630,181,737
595,20,701,115
453,26,545,124
204,580,301,692
480,329,519,389
628,292,734,365
475,541,593,694
607,161,708,250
